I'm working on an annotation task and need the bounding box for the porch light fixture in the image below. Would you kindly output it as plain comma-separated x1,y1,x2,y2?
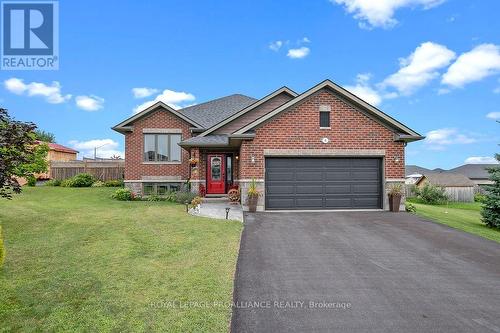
251,155,255,164
394,154,401,163
235,155,239,160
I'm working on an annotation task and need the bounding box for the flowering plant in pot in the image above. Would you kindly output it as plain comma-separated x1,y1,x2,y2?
246,178,261,212
388,183,404,212
188,157,199,166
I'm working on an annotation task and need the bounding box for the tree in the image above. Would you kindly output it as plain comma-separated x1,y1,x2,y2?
0,108,47,199
34,129,56,143
481,154,500,228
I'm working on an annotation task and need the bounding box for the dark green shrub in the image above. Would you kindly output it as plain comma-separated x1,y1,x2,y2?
111,188,134,201
415,184,448,204
147,194,166,202
164,190,177,202
0,225,5,268
481,155,500,228
474,193,486,203
70,173,95,187
175,191,197,204
45,179,61,186
60,178,74,187
104,180,124,187
405,202,416,213
26,175,36,187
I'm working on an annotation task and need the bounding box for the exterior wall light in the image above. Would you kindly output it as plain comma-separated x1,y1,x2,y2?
394,154,401,163
251,155,255,164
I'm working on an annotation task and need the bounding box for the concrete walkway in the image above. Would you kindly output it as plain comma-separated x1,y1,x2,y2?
189,200,243,222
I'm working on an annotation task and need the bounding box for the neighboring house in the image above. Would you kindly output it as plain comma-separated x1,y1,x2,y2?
113,79,424,211
448,164,497,186
405,165,431,184
415,172,475,202
39,142,79,180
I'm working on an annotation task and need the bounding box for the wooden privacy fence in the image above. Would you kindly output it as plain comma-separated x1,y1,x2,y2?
405,184,474,202
50,160,125,181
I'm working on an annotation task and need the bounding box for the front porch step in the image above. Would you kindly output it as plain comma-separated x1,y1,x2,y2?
203,196,229,202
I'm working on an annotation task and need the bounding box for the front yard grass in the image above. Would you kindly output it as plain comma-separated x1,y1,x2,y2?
408,200,500,243
0,187,242,332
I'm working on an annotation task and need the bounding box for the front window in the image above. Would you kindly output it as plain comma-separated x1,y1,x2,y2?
143,134,182,162
143,183,181,195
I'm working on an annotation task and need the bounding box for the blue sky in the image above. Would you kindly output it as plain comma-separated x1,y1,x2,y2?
1,0,499,168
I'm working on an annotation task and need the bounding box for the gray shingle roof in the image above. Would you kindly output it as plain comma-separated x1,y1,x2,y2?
418,172,475,187
405,165,431,176
178,94,257,128
449,164,498,180
179,135,229,147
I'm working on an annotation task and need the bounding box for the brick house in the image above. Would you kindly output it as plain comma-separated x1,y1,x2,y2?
113,80,423,211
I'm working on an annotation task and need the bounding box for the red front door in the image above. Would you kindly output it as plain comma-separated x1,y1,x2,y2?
207,154,225,194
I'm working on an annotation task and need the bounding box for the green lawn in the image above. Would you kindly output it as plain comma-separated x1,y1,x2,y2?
408,200,500,243
0,187,242,332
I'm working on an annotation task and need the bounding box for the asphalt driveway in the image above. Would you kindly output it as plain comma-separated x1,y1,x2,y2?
231,212,500,333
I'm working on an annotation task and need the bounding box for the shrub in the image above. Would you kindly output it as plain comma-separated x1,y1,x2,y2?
26,175,36,187
104,180,123,187
147,194,165,202
405,202,416,213
0,225,5,268
474,193,486,203
481,155,500,228
60,178,74,187
45,179,61,186
164,190,177,202
70,173,95,187
415,184,448,204
111,188,134,201
91,181,105,187
175,191,197,204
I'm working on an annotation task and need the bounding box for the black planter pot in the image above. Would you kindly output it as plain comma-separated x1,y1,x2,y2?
389,194,402,212
247,196,258,212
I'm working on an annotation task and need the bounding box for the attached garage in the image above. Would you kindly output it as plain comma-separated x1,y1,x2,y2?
265,157,383,210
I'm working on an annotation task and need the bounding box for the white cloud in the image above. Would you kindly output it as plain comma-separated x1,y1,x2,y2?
486,112,500,120
269,40,283,52
382,42,456,95
287,47,310,59
75,95,104,111
344,73,382,106
4,78,71,104
464,156,499,164
442,44,500,88
424,128,476,150
132,87,159,99
133,89,196,114
331,0,446,29
68,139,123,159
301,37,311,43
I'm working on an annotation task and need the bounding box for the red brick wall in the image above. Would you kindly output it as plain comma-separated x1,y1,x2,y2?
239,88,405,179
124,109,192,180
